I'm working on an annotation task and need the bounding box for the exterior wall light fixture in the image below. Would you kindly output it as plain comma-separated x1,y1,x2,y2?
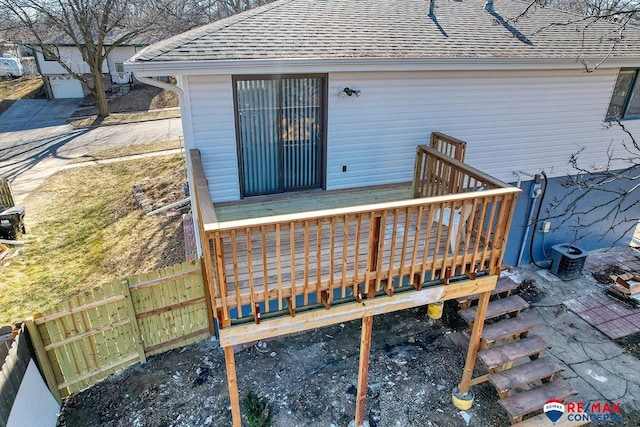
340,87,360,98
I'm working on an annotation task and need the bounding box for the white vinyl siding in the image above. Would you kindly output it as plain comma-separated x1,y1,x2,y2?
184,75,239,202
327,69,640,188
185,68,640,202
36,46,108,75
106,46,137,84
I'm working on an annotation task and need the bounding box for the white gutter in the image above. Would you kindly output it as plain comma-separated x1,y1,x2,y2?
134,75,184,97
125,56,640,77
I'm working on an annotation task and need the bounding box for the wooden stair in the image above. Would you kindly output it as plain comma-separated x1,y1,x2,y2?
457,280,577,425
481,312,540,347
500,378,577,424
514,412,589,426
478,335,548,370
489,357,564,398
457,276,520,309
458,294,529,325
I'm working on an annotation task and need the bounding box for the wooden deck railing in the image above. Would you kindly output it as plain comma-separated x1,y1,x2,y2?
191,146,520,328
412,144,502,198
430,132,467,162
189,150,218,333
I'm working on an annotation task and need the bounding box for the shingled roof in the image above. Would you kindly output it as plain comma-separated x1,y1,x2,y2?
131,0,640,64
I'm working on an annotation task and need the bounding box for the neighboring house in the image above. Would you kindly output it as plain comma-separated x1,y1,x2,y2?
128,0,640,266
35,35,149,99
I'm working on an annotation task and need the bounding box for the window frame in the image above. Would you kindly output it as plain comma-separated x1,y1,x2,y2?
607,68,640,121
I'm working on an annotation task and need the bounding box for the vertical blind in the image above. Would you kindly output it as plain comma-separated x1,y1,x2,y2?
236,76,323,197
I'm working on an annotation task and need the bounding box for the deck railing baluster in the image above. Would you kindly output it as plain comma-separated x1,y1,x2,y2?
353,214,362,301
375,212,387,294
289,221,296,313
230,230,242,318
260,226,269,313
275,224,283,311
329,217,336,299
303,221,310,306
316,218,323,304
341,216,349,299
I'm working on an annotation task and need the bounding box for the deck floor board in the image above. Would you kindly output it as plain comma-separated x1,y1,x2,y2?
214,182,414,222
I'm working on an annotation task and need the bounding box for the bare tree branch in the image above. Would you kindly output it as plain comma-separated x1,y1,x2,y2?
543,121,639,244
506,1,639,72
0,0,276,116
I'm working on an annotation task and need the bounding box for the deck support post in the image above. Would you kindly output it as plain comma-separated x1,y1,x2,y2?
200,248,217,335
457,289,491,395
355,315,374,426
411,145,425,198
224,346,242,427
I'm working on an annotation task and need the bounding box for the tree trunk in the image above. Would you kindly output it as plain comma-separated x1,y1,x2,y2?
92,68,110,117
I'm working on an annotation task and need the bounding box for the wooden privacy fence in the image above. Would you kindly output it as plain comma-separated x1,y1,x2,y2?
0,329,30,427
24,260,211,399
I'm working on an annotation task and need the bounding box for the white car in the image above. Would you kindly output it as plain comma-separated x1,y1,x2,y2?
0,54,24,78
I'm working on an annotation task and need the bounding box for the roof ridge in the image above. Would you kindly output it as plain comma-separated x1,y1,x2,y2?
134,0,294,62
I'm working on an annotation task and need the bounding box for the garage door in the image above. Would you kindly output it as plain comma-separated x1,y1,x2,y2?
49,75,84,98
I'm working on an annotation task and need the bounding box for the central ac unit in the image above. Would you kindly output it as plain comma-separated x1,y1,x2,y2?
550,244,587,280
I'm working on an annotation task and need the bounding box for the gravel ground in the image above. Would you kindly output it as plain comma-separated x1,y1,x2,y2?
57,307,509,427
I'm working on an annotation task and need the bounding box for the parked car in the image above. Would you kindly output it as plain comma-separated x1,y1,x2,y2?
0,54,24,78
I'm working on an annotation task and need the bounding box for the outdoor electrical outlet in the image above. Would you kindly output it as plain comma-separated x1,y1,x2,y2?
342,165,347,172
542,221,551,233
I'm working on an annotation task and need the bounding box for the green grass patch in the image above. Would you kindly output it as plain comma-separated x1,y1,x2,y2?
241,389,273,427
0,155,187,325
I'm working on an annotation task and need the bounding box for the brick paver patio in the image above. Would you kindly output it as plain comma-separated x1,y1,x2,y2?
565,292,640,339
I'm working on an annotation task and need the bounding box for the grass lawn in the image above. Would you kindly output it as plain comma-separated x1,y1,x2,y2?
69,109,181,128
70,139,183,163
0,76,45,115
0,154,187,325
70,84,181,126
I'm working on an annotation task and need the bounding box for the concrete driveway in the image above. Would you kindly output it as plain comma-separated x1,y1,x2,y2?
0,99,81,131
0,100,183,202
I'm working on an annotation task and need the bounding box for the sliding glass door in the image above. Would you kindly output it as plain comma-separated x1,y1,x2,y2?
234,75,325,197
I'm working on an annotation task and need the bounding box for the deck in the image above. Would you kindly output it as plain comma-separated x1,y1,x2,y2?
189,132,522,427
191,136,520,327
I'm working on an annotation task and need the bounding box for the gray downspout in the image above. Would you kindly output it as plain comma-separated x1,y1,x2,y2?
516,175,542,266
484,0,494,12
517,194,537,266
